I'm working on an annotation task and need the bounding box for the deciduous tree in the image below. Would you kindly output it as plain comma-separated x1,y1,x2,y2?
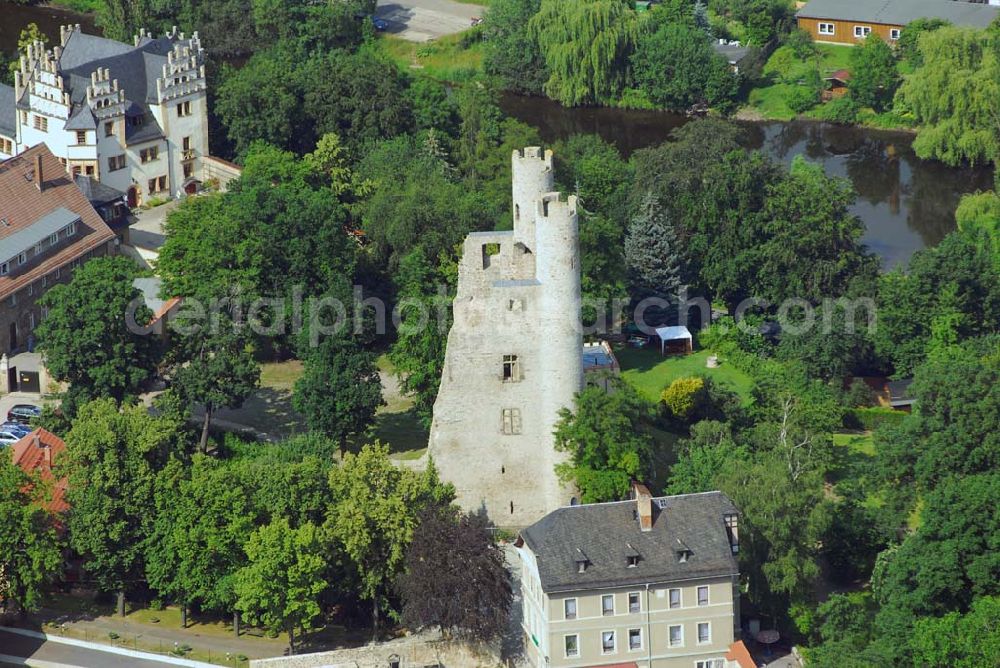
553,379,654,502
397,508,511,642
529,0,640,105
0,454,63,615
35,256,158,411
293,334,384,457
64,400,182,614
325,443,454,637
848,35,900,112
234,519,327,652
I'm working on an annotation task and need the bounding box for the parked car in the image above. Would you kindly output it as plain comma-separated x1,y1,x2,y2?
1,422,31,437
372,16,389,31
7,404,41,424
0,431,22,445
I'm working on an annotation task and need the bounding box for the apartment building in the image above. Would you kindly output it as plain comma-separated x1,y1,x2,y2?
0,144,116,354
516,485,743,668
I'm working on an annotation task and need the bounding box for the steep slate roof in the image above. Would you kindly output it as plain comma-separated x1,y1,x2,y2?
797,0,1000,27
520,491,739,593
73,174,126,206
11,428,69,514
58,32,173,144
0,144,116,299
0,84,16,137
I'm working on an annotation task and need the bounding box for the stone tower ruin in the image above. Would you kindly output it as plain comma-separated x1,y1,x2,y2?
428,147,583,527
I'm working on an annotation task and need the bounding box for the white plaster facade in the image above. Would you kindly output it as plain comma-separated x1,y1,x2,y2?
427,147,583,527
0,25,209,205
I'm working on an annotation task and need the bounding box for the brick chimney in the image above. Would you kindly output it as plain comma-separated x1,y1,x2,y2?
633,481,653,532
34,153,43,192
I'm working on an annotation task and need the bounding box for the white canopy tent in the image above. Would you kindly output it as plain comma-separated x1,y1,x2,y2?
654,325,693,355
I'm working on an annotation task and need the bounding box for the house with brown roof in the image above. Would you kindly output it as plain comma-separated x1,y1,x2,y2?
0,143,116,354
10,428,69,515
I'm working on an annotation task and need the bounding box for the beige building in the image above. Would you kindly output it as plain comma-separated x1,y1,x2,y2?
516,485,744,668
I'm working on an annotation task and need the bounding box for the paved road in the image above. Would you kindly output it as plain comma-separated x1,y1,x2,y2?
0,628,188,668
375,0,484,42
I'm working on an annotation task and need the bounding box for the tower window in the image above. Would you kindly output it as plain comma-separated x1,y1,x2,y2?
502,354,519,382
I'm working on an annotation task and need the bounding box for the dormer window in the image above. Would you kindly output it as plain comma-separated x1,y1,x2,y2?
574,548,589,573
18,252,26,266
0,262,8,276
625,542,640,568
675,538,693,563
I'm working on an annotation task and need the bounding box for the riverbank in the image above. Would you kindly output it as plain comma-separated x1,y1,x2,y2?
739,42,916,132
47,0,101,13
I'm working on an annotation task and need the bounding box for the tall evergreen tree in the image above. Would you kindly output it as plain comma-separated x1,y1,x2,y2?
625,192,684,300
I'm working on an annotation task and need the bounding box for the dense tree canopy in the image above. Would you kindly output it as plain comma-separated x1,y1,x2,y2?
554,380,654,502
898,26,1000,166
483,0,548,94
0,453,63,615
293,334,383,456
325,444,454,635
630,21,738,111
35,256,158,411
64,400,183,606
848,35,900,112
529,0,640,105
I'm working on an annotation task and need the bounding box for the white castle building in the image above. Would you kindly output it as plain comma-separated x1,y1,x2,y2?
428,147,584,527
0,24,209,206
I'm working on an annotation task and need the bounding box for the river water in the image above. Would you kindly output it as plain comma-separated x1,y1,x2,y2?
2,1,993,267
500,94,994,268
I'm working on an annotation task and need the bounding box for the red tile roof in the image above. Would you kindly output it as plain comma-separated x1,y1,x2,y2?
11,428,69,514
726,640,757,668
0,144,116,299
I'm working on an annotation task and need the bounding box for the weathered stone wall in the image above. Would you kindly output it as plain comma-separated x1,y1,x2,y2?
249,632,499,668
427,147,582,528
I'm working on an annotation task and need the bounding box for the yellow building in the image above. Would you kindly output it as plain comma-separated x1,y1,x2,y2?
516,485,744,668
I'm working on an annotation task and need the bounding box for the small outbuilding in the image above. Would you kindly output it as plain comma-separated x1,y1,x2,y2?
654,325,693,355
823,69,851,101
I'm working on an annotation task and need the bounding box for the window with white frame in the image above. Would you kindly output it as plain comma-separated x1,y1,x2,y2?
628,591,640,613
33,115,48,132
66,222,77,236
697,585,709,606
49,232,58,245
628,628,642,651
818,23,834,35
601,630,616,654
668,624,683,647
18,251,26,266
564,634,579,658
564,598,577,620
698,622,711,644
854,25,871,37
890,28,900,40
602,594,614,616
0,262,8,276
669,588,681,609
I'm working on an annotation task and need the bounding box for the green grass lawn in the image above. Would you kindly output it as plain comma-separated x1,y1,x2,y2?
615,346,755,403
745,44,854,121
258,360,303,390
376,32,484,83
